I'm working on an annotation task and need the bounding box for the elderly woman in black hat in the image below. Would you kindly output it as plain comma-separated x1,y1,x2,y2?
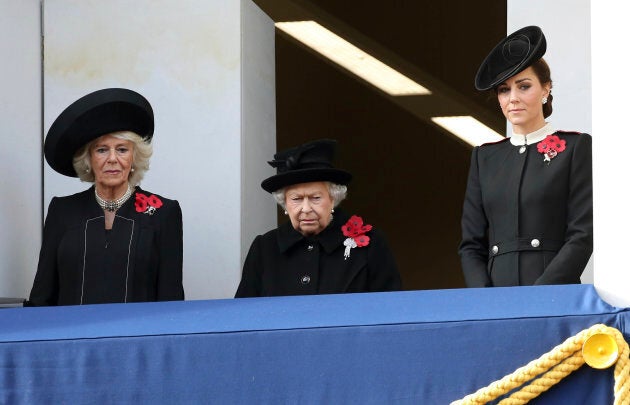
459,26,592,287
235,139,401,297
27,88,184,306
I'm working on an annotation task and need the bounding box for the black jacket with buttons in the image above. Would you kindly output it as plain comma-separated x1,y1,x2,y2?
459,131,593,287
235,210,401,297
27,186,184,306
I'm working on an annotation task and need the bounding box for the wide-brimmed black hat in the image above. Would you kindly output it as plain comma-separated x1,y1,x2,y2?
475,26,546,91
44,88,154,177
261,139,352,193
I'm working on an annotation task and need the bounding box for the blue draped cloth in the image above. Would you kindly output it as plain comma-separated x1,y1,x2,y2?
1,285,628,404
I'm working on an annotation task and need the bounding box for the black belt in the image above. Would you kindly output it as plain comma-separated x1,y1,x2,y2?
489,238,563,256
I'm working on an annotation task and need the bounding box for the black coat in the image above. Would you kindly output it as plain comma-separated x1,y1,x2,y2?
27,186,184,306
235,210,401,297
459,131,593,287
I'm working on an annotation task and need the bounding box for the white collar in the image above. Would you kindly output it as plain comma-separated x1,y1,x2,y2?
509,122,555,146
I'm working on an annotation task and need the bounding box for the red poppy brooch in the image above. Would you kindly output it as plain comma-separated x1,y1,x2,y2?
135,192,163,215
537,134,566,164
341,215,372,259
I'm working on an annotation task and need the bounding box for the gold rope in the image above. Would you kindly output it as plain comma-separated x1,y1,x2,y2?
450,324,630,405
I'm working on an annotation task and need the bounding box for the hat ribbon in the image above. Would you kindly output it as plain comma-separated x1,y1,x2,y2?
268,144,326,172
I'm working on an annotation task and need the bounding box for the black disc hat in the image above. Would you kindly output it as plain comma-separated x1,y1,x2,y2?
261,139,352,193
44,88,154,177
475,26,546,91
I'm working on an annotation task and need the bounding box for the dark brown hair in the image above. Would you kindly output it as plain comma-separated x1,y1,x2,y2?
530,58,553,118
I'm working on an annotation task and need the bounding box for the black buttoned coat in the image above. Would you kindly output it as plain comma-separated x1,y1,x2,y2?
27,186,184,306
459,131,593,287
235,210,401,297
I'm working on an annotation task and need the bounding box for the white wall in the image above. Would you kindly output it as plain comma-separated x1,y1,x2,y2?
591,1,630,307
241,0,278,267
508,0,591,135
0,0,276,301
508,0,594,283
0,0,42,299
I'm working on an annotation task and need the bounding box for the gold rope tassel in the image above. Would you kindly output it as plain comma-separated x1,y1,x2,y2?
451,324,630,405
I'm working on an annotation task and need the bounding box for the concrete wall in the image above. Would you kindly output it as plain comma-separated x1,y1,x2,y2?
0,0,42,299
241,0,278,269
0,0,276,300
591,0,630,306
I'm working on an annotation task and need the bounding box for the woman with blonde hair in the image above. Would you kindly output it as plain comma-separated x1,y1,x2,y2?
27,88,184,305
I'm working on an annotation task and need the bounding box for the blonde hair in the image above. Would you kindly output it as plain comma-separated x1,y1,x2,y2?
72,131,153,186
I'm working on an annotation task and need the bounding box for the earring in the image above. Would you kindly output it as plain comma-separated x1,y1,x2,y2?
331,209,335,213
131,167,135,172
284,210,288,215
542,97,548,104
85,168,90,173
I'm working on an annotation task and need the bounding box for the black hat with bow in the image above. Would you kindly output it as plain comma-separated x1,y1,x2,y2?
261,139,352,193
475,26,547,91
44,88,154,177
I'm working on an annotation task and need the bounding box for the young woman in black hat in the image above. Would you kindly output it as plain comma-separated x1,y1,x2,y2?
27,88,184,305
459,26,593,287
235,139,401,297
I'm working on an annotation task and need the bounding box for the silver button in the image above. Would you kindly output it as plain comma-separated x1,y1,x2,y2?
519,146,526,154
491,245,499,254
300,275,311,285
307,245,314,251
531,239,540,248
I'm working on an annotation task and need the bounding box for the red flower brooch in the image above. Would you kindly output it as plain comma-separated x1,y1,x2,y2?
537,134,566,164
341,215,372,259
135,192,163,215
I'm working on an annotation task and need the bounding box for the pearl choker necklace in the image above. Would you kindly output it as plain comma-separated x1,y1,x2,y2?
95,185,134,212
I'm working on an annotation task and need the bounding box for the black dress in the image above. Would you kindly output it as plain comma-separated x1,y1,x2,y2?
459,124,593,287
235,210,401,297
27,186,184,306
